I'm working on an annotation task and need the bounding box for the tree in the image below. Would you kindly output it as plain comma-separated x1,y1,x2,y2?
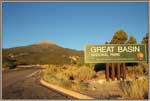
127,36,137,44
110,30,128,44
142,33,149,44
126,36,138,66
141,33,149,62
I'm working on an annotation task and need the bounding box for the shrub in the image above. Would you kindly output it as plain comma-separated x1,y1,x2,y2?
3,60,17,69
75,66,96,81
43,73,59,84
76,58,84,67
59,80,72,88
42,65,95,91
127,63,148,76
55,65,96,82
120,78,148,99
56,71,70,80
9,62,17,69
71,81,89,91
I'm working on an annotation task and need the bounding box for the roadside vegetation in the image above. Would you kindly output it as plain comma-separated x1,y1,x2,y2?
120,77,148,99
120,63,148,99
42,62,148,99
42,64,96,91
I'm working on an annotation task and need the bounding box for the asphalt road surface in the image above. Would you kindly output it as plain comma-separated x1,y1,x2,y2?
2,67,73,99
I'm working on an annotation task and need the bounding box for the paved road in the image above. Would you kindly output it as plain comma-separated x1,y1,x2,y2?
2,67,72,99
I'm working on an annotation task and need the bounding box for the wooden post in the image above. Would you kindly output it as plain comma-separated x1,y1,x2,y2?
117,63,120,80
105,63,109,81
111,63,115,81
123,63,126,80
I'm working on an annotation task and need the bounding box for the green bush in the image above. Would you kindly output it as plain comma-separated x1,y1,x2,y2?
2,60,17,69
9,62,17,69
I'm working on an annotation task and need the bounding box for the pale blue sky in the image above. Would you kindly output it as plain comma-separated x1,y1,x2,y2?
2,2,148,50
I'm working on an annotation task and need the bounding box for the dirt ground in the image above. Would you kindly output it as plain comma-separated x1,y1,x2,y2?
76,71,124,99
78,80,123,99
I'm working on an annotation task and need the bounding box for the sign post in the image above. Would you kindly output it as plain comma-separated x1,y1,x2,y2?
117,63,120,80
105,63,109,81
123,63,126,80
111,63,115,81
84,44,147,81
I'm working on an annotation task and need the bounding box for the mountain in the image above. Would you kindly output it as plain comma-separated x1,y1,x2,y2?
35,40,56,45
2,40,84,67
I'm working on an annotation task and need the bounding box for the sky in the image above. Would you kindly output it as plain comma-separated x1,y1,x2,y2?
2,2,148,50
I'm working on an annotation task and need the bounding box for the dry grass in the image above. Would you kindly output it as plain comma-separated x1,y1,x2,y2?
72,66,96,81
42,64,95,91
120,78,148,99
127,63,148,77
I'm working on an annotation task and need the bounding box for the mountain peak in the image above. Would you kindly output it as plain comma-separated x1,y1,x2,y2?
36,40,56,45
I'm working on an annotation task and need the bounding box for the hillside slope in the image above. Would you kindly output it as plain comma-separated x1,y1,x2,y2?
2,41,84,66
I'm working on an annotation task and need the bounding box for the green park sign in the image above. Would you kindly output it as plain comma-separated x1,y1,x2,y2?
84,44,147,63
